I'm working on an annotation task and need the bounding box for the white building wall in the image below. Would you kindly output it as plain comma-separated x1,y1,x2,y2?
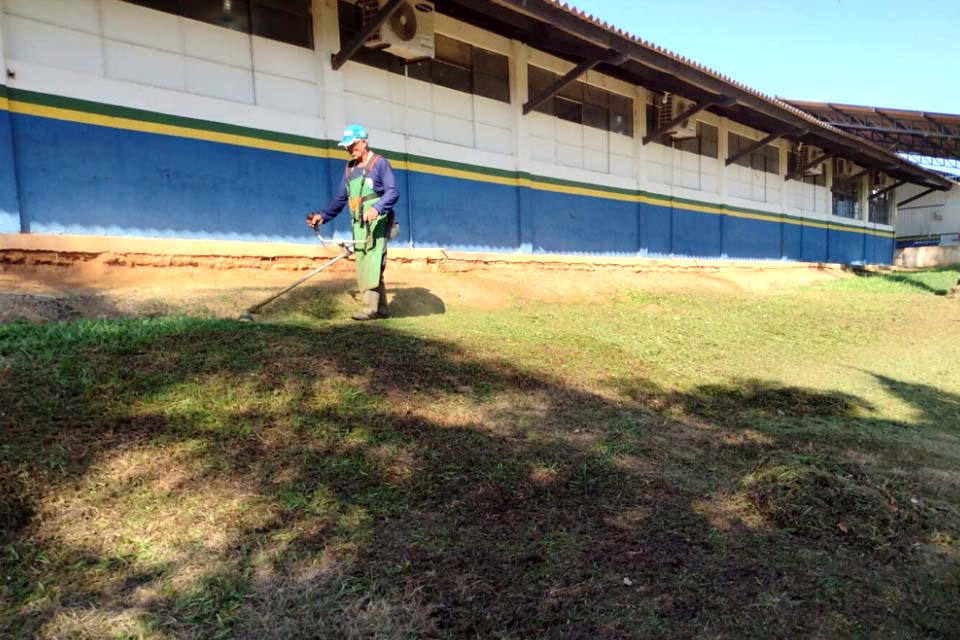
896,182,960,238
0,0,905,235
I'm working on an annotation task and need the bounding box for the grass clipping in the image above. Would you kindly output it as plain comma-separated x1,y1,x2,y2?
742,455,924,548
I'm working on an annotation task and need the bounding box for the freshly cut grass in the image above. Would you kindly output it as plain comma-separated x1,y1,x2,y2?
1,269,959,639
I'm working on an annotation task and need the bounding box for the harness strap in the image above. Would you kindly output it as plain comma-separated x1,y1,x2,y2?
346,154,381,218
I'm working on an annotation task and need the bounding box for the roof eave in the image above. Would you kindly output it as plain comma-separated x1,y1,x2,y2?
476,0,953,190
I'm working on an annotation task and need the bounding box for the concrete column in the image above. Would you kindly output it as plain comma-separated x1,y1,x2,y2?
315,0,346,143
512,40,532,254
0,8,23,233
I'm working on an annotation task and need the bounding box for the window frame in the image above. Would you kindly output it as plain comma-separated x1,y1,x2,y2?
528,65,633,136
123,0,314,49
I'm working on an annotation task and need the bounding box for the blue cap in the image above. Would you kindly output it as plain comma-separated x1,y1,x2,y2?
338,124,369,147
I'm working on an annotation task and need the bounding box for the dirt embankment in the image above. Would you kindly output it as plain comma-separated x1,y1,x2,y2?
0,247,849,323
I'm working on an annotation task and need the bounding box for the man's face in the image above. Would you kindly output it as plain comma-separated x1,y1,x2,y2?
347,139,367,161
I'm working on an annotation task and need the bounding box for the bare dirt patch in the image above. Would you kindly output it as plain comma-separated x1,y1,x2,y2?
0,254,845,322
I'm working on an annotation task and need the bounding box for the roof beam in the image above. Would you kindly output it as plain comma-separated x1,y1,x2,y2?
869,180,907,200
331,0,404,71
897,187,939,208
725,130,787,166
523,51,628,115
784,151,837,181
643,97,734,145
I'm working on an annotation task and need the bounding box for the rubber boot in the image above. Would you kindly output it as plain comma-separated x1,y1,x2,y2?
352,286,388,321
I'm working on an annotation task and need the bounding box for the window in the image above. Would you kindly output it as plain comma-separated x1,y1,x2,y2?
339,1,511,103
123,0,313,49
728,132,779,174
869,174,891,224
787,149,826,187
528,66,633,135
644,105,716,157
643,104,716,157
674,122,718,158
832,160,861,219
407,35,509,102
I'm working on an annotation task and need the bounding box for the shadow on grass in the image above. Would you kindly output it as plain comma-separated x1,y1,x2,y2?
1,319,958,639
255,282,445,320
843,265,959,295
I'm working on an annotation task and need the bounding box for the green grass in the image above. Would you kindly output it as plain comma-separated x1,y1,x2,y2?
2,270,959,639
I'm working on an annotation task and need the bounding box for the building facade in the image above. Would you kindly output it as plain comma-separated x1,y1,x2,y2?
0,0,950,263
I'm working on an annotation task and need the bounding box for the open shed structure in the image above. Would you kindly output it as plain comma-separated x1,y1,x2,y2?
0,0,952,265
784,100,960,263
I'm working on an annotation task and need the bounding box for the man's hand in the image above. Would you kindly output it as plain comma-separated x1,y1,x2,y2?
363,208,380,223
306,213,324,228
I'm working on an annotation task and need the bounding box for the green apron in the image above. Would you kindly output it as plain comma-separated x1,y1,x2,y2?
347,156,388,291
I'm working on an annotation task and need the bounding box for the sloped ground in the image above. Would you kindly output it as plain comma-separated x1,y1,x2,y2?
1,260,958,639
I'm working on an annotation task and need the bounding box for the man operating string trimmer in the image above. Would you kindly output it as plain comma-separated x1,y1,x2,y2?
306,124,399,321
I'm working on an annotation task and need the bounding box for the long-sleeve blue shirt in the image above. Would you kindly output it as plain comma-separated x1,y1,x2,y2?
319,155,399,224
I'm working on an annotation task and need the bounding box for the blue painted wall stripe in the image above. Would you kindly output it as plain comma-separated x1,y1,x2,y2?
0,85,22,233
5,106,894,264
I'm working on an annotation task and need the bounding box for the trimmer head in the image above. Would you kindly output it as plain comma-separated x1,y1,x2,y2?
237,311,255,322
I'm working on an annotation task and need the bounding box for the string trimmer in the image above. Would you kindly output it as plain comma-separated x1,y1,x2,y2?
237,224,360,321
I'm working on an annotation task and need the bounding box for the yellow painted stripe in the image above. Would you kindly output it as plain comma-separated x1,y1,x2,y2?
9,100,333,159
407,161,518,187
9,97,897,239
519,177,637,202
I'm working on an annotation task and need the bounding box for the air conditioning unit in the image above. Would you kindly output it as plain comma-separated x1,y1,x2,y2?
366,0,435,60
654,93,696,140
669,97,697,140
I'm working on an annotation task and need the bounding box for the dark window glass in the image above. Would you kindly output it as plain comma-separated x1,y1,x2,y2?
583,84,609,108
473,48,509,102
527,66,556,115
556,97,582,124
609,93,633,136
474,72,509,102
700,123,718,158
765,145,779,174
406,58,432,82
257,0,309,14
583,103,608,130
252,4,312,48
124,0,179,11
474,48,508,78
433,60,472,93
870,191,891,224
121,0,313,48
674,134,698,155
338,0,362,31
183,0,251,34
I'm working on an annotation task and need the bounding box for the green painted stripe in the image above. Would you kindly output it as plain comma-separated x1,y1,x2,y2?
7,87,895,238
8,87,334,151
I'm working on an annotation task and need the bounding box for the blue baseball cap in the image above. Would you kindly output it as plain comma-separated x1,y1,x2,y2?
338,124,369,147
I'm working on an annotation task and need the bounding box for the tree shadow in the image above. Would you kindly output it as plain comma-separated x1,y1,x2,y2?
843,265,957,295
1,321,958,638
